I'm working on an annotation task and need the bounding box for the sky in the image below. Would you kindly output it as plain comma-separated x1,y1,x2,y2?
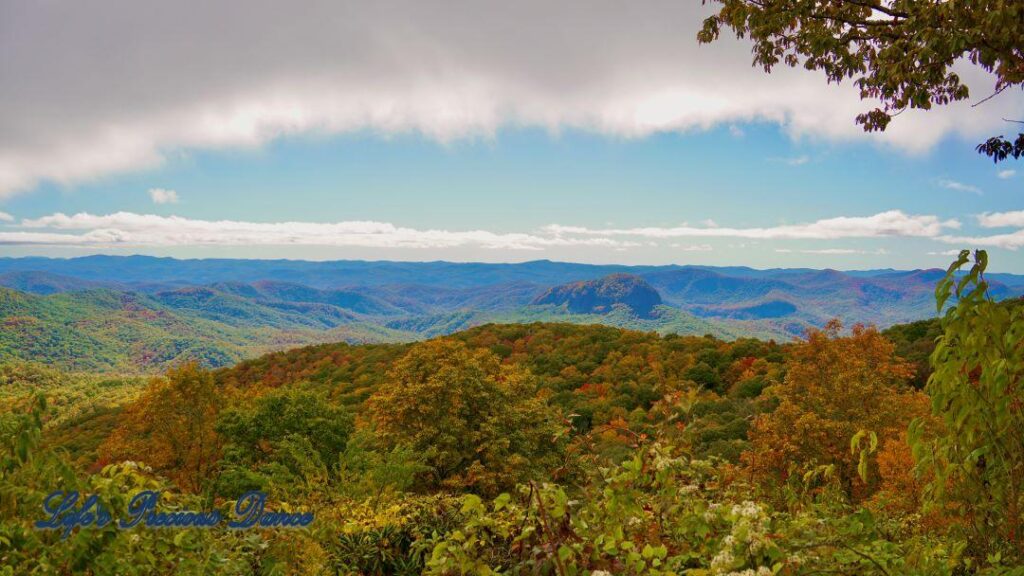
1,0,1022,272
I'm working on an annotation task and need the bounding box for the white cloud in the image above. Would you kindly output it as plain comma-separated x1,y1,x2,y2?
728,125,744,138
0,1,1021,196
544,210,960,240
938,230,1024,250
4,209,971,252
11,212,637,251
774,248,887,255
670,243,713,251
148,188,179,204
998,169,1017,179
938,179,982,195
940,212,1024,249
928,249,964,256
0,212,13,222
977,210,1024,228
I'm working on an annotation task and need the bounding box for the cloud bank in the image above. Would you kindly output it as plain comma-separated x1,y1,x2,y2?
978,211,1024,228
543,211,960,240
4,209,1019,251
939,230,1024,250
776,248,888,255
2,0,1022,197
933,210,1024,250
10,212,632,251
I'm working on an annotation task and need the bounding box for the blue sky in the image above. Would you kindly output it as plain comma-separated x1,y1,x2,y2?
4,124,1020,271
1,1,1022,271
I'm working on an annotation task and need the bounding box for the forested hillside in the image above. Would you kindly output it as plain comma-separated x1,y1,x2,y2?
2,257,1021,372
3,251,1022,575
0,287,408,371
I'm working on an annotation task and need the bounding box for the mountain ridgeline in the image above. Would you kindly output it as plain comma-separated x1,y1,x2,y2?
0,256,1021,371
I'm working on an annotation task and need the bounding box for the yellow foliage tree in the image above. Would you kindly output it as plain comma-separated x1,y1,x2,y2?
365,339,562,496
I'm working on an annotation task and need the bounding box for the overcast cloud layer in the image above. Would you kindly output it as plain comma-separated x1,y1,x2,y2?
2,0,1022,197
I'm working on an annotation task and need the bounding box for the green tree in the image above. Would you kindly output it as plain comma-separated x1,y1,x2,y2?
336,429,429,503
911,250,1024,563
214,388,354,497
698,0,1024,162
365,339,563,496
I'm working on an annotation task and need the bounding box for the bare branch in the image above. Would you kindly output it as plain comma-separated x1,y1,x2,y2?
972,85,1009,108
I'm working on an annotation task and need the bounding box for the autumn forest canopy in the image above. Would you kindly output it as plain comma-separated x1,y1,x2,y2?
1,250,1023,575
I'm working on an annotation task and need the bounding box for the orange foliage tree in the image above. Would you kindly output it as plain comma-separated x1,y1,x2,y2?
100,362,222,492
743,320,929,500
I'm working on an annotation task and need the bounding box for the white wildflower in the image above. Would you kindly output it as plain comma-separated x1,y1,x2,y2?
704,502,723,522
731,500,761,519
748,537,764,554
710,548,735,573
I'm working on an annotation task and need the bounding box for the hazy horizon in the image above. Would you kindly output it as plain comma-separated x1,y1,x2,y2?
2,252,1023,277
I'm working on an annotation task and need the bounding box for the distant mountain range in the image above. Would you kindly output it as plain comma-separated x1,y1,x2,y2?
1,256,1021,371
